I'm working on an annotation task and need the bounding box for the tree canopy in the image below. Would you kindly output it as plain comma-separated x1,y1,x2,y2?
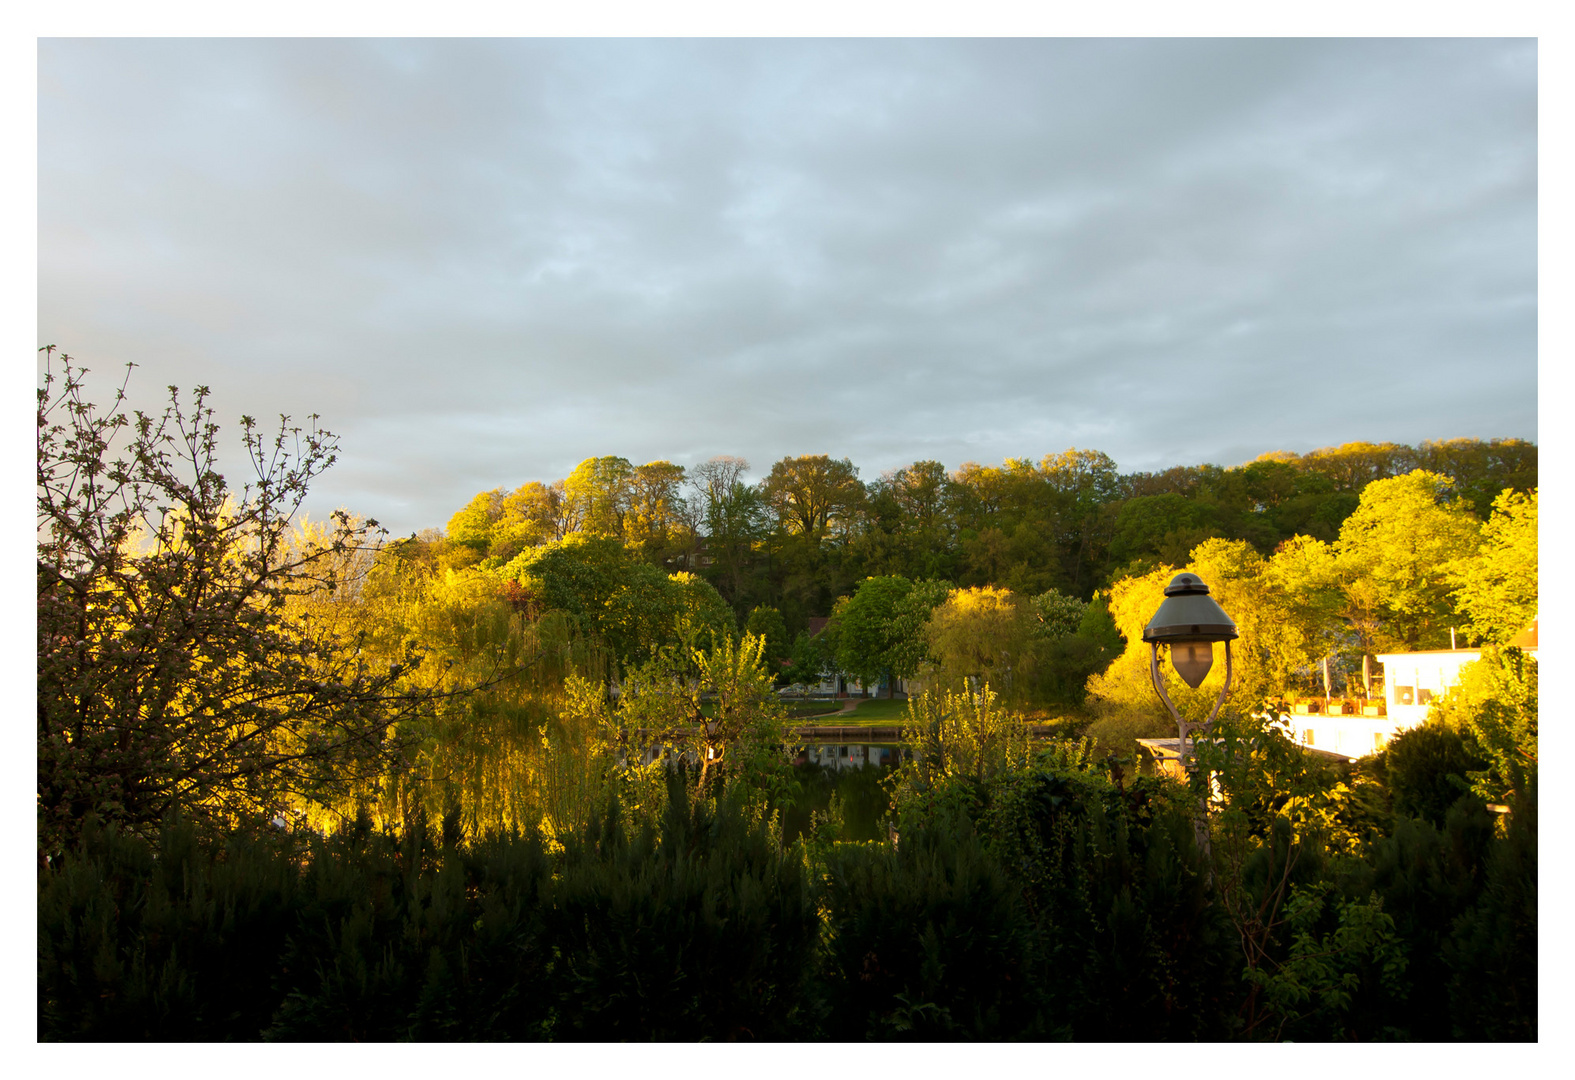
1451,488,1537,646
1332,470,1482,651
828,575,951,694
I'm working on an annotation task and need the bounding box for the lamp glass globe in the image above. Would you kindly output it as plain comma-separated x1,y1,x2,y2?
1171,641,1214,689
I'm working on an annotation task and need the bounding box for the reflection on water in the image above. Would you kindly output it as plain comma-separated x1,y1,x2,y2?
623,743,910,771
794,743,907,770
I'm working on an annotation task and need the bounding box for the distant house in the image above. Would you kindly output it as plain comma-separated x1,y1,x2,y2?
677,540,713,571
787,616,876,697
1277,621,1537,760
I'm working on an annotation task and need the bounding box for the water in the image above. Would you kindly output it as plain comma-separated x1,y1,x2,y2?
624,742,908,771
795,743,906,771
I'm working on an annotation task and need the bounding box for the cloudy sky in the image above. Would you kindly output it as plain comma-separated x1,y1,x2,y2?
38,38,1537,535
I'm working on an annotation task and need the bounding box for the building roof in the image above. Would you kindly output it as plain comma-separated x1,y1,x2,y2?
1376,629,1539,664
1375,649,1484,661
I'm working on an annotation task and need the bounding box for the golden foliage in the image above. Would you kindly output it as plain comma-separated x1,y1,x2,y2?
922,585,1037,697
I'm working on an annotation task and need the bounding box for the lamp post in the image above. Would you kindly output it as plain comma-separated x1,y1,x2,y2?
1142,572,1237,858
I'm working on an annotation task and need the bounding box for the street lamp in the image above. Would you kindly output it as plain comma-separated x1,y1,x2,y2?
1143,572,1237,855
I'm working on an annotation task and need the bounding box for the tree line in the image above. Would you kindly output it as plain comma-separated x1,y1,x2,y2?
431,438,1533,634
419,436,1535,726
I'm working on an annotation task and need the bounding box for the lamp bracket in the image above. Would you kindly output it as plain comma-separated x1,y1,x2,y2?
1198,638,1234,736
1148,638,1235,769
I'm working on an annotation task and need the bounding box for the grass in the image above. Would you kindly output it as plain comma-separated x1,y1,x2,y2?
784,700,847,720
848,697,910,722
795,699,1093,733
787,697,912,727
691,699,887,722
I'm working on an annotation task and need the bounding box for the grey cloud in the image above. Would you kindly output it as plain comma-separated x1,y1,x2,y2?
40,38,1535,533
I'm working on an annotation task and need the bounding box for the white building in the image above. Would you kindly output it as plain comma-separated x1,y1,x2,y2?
1278,622,1537,760
1279,695,1411,760
783,672,874,697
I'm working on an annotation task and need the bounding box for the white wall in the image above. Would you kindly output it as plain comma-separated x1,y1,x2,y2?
1377,649,1485,728
1278,711,1405,757
1279,647,1536,758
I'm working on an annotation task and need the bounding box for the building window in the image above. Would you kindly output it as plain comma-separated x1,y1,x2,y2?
1304,729,1316,746
1417,688,1434,705
1395,686,1415,706
1374,732,1387,751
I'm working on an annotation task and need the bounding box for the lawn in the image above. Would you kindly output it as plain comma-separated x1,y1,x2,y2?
783,700,847,720
849,697,910,722
788,697,911,726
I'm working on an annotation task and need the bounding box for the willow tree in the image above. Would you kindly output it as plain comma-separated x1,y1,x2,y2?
922,585,1039,700
603,632,791,797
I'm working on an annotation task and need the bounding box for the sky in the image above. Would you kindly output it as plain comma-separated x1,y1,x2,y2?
38,37,1537,536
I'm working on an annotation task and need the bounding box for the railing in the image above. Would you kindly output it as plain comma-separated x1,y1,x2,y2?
622,723,1073,746
793,725,905,742
1287,698,1386,717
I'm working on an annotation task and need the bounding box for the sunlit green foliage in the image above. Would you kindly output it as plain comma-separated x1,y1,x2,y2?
890,685,1033,817
445,487,504,554
602,632,792,797
827,575,951,695
489,480,564,562
410,438,1532,707
761,454,864,543
921,586,1042,700
561,455,635,538
1451,488,1537,646
1428,646,1537,806
1331,470,1482,651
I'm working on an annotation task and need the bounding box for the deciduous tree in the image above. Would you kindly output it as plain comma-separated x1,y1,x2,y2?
1451,488,1537,646
37,350,437,853
1430,646,1537,806
446,488,505,553
828,575,949,697
562,455,635,539
922,586,1037,698
1332,470,1481,651
626,460,689,560
761,454,864,544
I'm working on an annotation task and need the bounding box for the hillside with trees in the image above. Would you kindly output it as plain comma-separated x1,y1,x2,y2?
412,425,1533,718
37,352,1536,1041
